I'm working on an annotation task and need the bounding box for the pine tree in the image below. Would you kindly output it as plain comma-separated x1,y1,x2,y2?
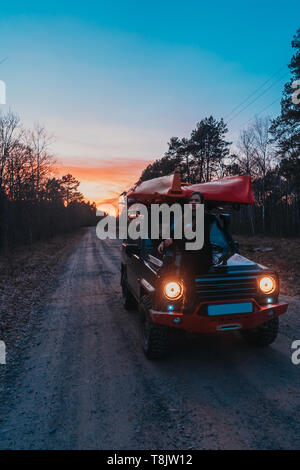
270,28,300,230
270,28,300,168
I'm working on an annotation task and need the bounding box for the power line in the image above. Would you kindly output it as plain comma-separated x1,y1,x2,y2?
231,96,281,135
224,65,286,120
227,72,287,124
250,96,281,120
0,57,8,66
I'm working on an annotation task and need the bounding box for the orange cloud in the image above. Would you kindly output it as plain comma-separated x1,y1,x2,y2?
55,158,151,206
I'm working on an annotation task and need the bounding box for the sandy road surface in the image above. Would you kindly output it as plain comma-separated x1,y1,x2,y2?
0,227,299,449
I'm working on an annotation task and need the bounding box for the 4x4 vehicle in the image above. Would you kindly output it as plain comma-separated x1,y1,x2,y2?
121,174,288,359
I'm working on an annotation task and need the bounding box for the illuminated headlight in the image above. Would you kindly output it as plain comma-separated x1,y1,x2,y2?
258,276,276,295
164,281,183,300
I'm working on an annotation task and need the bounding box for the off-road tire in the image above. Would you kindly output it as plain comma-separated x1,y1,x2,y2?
139,295,168,359
121,269,137,311
241,317,279,347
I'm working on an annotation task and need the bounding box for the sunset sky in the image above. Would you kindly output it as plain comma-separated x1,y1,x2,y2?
0,1,299,206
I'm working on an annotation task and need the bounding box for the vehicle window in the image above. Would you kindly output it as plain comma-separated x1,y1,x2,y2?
209,220,230,252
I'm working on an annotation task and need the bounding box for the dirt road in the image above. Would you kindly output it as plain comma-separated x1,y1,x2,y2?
0,227,299,449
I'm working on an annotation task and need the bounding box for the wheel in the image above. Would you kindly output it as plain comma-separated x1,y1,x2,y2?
139,295,169,359
241,317,279,347
121,269,137,311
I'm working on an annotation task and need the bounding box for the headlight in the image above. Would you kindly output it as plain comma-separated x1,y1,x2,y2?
164,281,183,300
258,276,276,294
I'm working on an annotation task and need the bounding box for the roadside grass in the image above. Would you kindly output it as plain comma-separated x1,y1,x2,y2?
0,228,86,343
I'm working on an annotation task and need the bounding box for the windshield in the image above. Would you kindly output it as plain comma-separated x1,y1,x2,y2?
209,220,231,262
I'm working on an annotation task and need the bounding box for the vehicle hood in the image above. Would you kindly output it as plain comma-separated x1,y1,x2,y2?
210,253,270,274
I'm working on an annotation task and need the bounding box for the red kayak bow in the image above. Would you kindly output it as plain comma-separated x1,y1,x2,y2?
126,174,254,206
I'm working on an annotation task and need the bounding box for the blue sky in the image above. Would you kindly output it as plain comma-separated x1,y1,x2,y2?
0,1,299,203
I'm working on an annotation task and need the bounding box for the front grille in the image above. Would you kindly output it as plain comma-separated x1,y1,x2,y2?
195,274,258,301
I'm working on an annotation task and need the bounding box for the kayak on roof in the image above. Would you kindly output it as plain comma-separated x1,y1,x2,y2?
126,173,254,206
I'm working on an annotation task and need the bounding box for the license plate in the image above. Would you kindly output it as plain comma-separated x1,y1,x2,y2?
208,302,253,316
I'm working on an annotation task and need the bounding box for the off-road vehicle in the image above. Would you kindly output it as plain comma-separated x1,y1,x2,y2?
121,174,288,359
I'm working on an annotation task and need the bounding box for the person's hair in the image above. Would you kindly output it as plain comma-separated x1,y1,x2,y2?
188,192,204,204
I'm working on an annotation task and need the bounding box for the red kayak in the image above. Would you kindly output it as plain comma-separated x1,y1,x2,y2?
126,173,254,205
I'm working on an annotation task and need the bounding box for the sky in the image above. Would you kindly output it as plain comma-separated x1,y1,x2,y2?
0,1,299,206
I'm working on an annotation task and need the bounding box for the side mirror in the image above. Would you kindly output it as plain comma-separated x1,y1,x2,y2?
125,244,139,256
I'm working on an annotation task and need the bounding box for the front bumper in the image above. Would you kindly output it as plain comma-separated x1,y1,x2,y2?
150,298,288,334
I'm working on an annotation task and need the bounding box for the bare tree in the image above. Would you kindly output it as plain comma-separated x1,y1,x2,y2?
5,142,30,200
237,128,257,177
0,110,97,252
24,123,55,197
0,110,22,188
251,117,273,235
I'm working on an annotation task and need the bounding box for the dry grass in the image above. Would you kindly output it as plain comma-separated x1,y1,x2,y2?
236,235,300,297
0,229,85,341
